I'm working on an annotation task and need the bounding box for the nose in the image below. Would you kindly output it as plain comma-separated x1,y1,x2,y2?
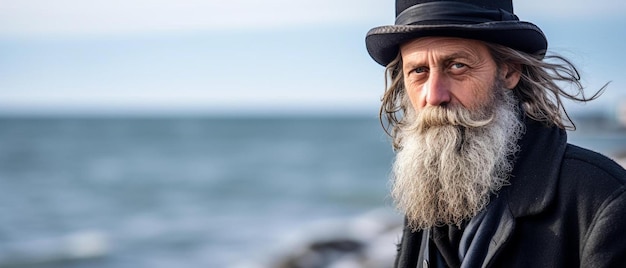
423,71,451,106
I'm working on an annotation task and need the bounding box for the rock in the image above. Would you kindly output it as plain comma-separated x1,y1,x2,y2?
269,208,402,268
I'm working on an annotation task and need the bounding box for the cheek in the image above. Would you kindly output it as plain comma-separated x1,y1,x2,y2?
404,84,424,111
404,76,428,110
451,73,495,107
460,81,494,108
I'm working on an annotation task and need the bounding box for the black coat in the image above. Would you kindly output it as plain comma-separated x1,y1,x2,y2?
394,119,626,268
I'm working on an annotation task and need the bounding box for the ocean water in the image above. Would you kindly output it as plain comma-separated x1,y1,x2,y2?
0,116,624,268
0,117,396,268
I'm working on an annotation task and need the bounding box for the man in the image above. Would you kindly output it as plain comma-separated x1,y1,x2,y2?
365,0,626,267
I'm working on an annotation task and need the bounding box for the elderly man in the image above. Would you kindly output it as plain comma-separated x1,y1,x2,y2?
365,0,626,267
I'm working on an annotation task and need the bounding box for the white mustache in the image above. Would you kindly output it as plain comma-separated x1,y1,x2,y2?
414,105,495,133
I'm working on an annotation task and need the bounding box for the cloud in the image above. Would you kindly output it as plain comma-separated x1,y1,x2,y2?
0,0,390,37
1,0,622,38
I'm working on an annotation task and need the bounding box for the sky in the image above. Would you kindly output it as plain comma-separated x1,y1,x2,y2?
1,0,625,117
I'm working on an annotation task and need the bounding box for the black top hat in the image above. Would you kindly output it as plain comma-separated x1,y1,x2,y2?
365,0,547,66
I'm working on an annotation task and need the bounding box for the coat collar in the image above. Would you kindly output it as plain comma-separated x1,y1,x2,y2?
505,118,568,217
482,118,567,267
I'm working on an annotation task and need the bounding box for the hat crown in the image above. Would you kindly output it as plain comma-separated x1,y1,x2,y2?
396,0,513,16
365,0,546,66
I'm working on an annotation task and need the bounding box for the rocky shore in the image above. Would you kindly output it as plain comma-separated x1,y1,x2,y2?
268,208,402,268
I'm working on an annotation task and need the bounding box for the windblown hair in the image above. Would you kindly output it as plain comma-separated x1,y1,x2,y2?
380,42,606,150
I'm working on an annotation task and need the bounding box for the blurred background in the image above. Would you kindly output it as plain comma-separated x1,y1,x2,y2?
0,0,625,267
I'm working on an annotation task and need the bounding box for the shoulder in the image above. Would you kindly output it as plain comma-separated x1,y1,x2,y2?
565,145,626,265
557,144,626,218
561,144,626,187
558,144,626,232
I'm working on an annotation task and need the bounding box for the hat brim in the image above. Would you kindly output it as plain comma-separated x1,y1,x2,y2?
365,21,547,66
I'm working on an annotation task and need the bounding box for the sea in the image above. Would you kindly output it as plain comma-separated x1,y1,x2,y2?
0,116,624,268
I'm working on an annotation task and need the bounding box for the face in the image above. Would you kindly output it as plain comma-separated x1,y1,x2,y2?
400,37,516,111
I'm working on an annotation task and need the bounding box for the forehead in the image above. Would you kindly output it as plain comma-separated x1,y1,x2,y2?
399,37,491,62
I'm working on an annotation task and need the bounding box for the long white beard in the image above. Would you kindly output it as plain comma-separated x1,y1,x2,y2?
391,87,524,230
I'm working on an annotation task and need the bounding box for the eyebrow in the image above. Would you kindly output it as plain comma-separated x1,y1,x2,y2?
404,50,475,70
440,51,474,63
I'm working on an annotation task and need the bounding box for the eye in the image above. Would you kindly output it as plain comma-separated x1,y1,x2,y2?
410,66,429,74
449,62,469,74
451,63,467,69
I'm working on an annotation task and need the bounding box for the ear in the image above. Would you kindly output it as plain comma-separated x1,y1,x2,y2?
500,64,521,90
